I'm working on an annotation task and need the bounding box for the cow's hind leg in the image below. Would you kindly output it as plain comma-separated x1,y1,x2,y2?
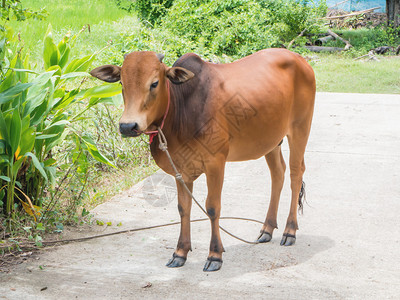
166,180,193,268
257,144,286,243
281,124,310,246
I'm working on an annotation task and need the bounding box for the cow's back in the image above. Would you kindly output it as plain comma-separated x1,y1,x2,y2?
207,49,316,161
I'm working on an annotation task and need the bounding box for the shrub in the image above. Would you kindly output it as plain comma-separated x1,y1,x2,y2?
121,0,174,25
122,0,328,59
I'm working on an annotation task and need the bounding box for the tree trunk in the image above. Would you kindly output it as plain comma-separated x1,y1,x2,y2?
386,0,400,27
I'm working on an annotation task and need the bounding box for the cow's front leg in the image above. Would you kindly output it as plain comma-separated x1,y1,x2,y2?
203,159,226,272
166,180,193,268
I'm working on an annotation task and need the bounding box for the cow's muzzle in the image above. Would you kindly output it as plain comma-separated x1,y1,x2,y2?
119,122,140,137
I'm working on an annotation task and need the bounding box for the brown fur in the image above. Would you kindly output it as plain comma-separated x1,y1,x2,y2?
90,49,316,269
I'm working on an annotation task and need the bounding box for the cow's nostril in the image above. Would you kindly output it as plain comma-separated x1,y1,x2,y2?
119,122,139,136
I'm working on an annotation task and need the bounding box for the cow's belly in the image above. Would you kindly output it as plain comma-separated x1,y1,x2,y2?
222,92,291,161
226,126,286,161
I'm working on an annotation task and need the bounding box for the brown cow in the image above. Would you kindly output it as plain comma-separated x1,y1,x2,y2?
90,49,316,271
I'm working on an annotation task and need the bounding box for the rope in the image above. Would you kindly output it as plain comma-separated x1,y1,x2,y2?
157,128,261,245
35,216,263,246
15,127,264,248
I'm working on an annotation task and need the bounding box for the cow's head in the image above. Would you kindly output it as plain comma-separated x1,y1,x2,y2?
90,51,194,137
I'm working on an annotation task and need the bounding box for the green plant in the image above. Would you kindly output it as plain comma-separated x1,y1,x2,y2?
318,27,400,56
0,0,47,24
154,0,327,58
130,0,174,25
0,25,121,225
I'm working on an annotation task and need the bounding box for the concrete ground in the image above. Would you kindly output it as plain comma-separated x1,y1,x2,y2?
1,92,400,299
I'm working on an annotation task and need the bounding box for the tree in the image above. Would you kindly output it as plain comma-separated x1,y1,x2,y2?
386,0,400,27
0,0,47,22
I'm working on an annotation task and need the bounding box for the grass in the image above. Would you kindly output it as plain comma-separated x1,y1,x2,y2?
15,0,130,33
11,0,133,66
85,163,159,209
10,1,400,94
319,27,400,53
312,55,400,94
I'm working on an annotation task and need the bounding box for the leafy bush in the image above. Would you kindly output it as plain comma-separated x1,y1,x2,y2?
117,0,327,59
0,0,47,24
116,0,174,25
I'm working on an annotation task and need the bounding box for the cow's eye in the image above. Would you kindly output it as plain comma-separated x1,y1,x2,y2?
150,81,159,90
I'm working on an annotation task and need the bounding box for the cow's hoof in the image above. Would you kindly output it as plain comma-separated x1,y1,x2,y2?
166,253,186,268
203,257,223,272
280,233,296,246
256,231,272,243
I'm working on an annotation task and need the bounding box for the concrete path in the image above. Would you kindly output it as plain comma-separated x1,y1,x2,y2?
1,93,400,299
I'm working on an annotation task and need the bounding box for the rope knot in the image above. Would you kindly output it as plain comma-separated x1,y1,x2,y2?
175,173,183,182
159,142,168,152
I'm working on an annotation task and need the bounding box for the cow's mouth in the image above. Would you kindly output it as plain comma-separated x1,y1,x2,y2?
119,122,141,137
121,131,141,138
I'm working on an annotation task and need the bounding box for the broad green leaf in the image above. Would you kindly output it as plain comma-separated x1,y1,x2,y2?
12,158,24,177
44,158,56,166
23,87,49,117
40,113,68,152
58,45,70,69
0,82,34,105
9,109,22,155
0,154,10,165
0,175,11,182
25,70,56,115
28,70,56,91
53,87,66,99
25,152,48,181
0,112,9,142
60,72,88,80
35,134,58,140
47,65,62,77
44,129,69,153
15,181,22,189
19,128,35,156
10,68,39,75
81,135,116,168
0,139,6,151
30,98,49,126
64,58,79,74
82,83,122,100
45,165,57,189
13,54,27,84
44,120,69,131
64,54,95,73
52,89,79,110
73,54,96,72
0,68,16,93
43,25,60,69
57,35,68,54
21,114,30,132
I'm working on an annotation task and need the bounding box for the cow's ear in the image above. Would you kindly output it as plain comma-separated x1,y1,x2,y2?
166,67,194,84
90,65,121,83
